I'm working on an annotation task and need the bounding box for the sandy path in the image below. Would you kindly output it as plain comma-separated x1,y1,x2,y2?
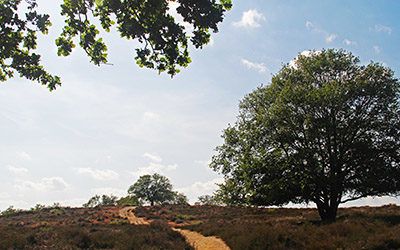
119,206,149,225
173,228,230,250
119,206,231,250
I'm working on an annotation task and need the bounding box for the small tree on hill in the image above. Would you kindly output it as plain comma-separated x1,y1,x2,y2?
197,195,221,206
83,194,118,208
117,195,141,207
128,173,176,206
172,192,189,205
211,49,400,222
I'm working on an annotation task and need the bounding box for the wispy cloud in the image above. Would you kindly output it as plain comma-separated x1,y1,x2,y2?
241,59,267,73
177,178,224,203
343,39,357,46
143,153,162,163
77,168,119,181
305,20,315,30
131,152,178,177
15,177,69,192
131,162,177,177
7,165,28,175
233,9,265,28
373,45,381,54
18,152,32,161
373,24,392,35
305,20,337,44
325,34,337,43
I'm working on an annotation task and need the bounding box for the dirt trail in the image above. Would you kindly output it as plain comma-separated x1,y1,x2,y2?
119,206,149,225
173,228,230,250
119,206,231,250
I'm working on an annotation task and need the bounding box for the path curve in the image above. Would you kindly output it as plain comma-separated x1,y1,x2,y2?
119,206,149,225
119,206,231,250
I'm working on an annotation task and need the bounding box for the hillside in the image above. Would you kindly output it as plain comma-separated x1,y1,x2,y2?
1,204,400,249
0,206,190,249
137,204,400,250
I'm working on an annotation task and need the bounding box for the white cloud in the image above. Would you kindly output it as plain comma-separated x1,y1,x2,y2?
133,152,177,176
343,39,357,46
18,151,31,161
15,177,69,192
305,21,314,30
7,165,28,175
289,50,321,69
143,153,162,163
374,24,392,35
131,162,178,177
325,33,337,43
305,20,337,44
241,59,267,73
77,168,119,181
233,9,265,28
373,45,381,54
177,178,224,203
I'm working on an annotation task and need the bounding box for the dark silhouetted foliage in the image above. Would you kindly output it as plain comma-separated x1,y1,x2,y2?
1,0,232,90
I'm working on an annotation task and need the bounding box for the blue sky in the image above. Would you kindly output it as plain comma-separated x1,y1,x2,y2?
1,0,399,210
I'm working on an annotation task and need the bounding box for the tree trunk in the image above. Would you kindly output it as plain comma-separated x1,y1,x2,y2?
316,202,338,223
150,200,154,206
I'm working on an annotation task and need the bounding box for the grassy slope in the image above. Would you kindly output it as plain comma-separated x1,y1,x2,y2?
0,206,191,250
136,204,400,250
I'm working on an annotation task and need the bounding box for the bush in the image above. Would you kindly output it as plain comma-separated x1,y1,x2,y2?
1,206,22,217
83,194,118,208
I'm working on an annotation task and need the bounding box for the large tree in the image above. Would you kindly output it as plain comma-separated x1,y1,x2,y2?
211,49,400,222
128,173,177,206
0,0,232,90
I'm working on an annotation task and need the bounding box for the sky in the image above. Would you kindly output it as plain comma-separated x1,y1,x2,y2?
1,0,400,210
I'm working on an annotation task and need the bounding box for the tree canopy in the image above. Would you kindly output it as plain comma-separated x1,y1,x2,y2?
211,49,400,222
82,194,118,207
0,0,232,90
128,173,185,206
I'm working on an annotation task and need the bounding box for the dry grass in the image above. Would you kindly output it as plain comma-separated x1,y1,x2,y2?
0,206,192,249
136,204,400,250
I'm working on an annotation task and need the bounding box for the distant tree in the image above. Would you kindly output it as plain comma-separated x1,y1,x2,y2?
30,204,46,212
128,173,176,206
171,192,189,205
83,194,118,208
0,206,22,217
117,195,141,207
197,194,221,205
0,0,232,90
211,49,400,222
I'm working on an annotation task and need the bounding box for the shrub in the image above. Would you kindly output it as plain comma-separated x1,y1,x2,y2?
1,206,22,217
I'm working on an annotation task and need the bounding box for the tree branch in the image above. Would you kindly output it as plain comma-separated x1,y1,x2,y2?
340,194,369,204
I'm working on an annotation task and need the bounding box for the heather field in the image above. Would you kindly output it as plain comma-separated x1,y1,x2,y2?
1,205,400,249
0,206,191,249
136,204,400,250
